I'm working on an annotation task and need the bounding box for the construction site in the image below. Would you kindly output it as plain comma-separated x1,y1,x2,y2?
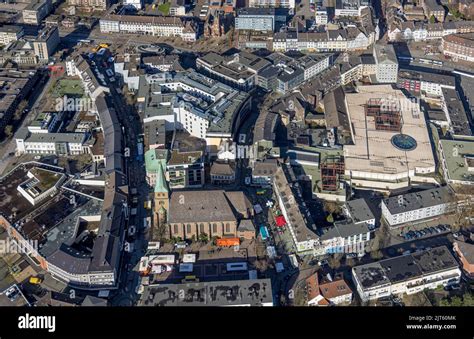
365,97,402,132
321,156,345,192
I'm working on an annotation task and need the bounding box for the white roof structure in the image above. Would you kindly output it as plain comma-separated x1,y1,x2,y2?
183,254,197,263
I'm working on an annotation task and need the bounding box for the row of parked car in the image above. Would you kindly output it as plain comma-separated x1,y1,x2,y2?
402,224,451,240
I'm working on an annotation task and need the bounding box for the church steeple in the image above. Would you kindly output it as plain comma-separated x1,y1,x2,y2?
154,161,168,194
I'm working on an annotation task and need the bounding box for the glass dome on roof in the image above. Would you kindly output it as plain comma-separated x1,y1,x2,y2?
391,134,417,151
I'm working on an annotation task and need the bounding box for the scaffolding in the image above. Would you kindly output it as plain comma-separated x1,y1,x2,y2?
365,98,402,132
321,156,345,191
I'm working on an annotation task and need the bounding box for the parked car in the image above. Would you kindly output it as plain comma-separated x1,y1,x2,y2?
5,286,19,301
445,284,461,291
420,230,426,236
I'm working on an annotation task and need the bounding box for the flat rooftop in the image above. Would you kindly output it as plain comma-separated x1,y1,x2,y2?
139,278,273,306
345,198,374,223
344,85,436,179
439,139,474,184
353,246,458,289
383,186,455,215
0,165,63,223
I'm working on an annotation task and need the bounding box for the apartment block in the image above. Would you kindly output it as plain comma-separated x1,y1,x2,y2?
67,0,110,11
381,186,455,227
99,14,197,41
352,246,461,301
0,25,24,45
441,33,474,63
33,25,60,62
22,0,52,25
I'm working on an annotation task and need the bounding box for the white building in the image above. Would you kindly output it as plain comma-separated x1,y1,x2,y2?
374,44,398,83
0,25,24,46
17,168,66,206
381,186,455,227
140,71,251,150
320,220,370,255
15,128,87,156
315,8,328,25
352,246,461,301
99,14,197,41
123,0,142,10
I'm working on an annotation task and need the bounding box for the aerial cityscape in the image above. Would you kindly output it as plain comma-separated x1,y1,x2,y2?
0,0,474,312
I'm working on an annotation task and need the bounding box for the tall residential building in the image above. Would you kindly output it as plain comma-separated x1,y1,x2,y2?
374,43,398,83
22,0,52,25
33,25,60,62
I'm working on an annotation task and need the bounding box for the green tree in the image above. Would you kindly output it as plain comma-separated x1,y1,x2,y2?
429,15,436,23
199,233,208,243
4,125,13,137
462,293,474,306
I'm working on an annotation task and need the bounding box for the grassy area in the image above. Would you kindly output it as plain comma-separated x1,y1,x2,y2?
158,2,170,15
50,79,84,98
30,168,62,191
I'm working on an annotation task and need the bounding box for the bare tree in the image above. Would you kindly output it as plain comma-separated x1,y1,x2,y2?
328,253,343,269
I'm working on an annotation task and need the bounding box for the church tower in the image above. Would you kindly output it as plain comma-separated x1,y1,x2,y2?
153,161,169,227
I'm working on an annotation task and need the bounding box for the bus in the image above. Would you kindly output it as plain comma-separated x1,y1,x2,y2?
226,262,248,272
256,189,266,195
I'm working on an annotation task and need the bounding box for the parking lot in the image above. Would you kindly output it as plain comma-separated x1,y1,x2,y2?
399,224,451,242
387,214,458,247
0,285,28,306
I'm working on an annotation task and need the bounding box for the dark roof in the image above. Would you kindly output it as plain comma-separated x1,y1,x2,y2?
412,246,459,275
345,198,374,223
353,262,390,289
379,255,422,283
47,245,91,275
253,111,279,143
139,279,273,306
320,220,369,240
323,86,350,131
383,186,454,215
168,190,250,224
353,246,459,289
